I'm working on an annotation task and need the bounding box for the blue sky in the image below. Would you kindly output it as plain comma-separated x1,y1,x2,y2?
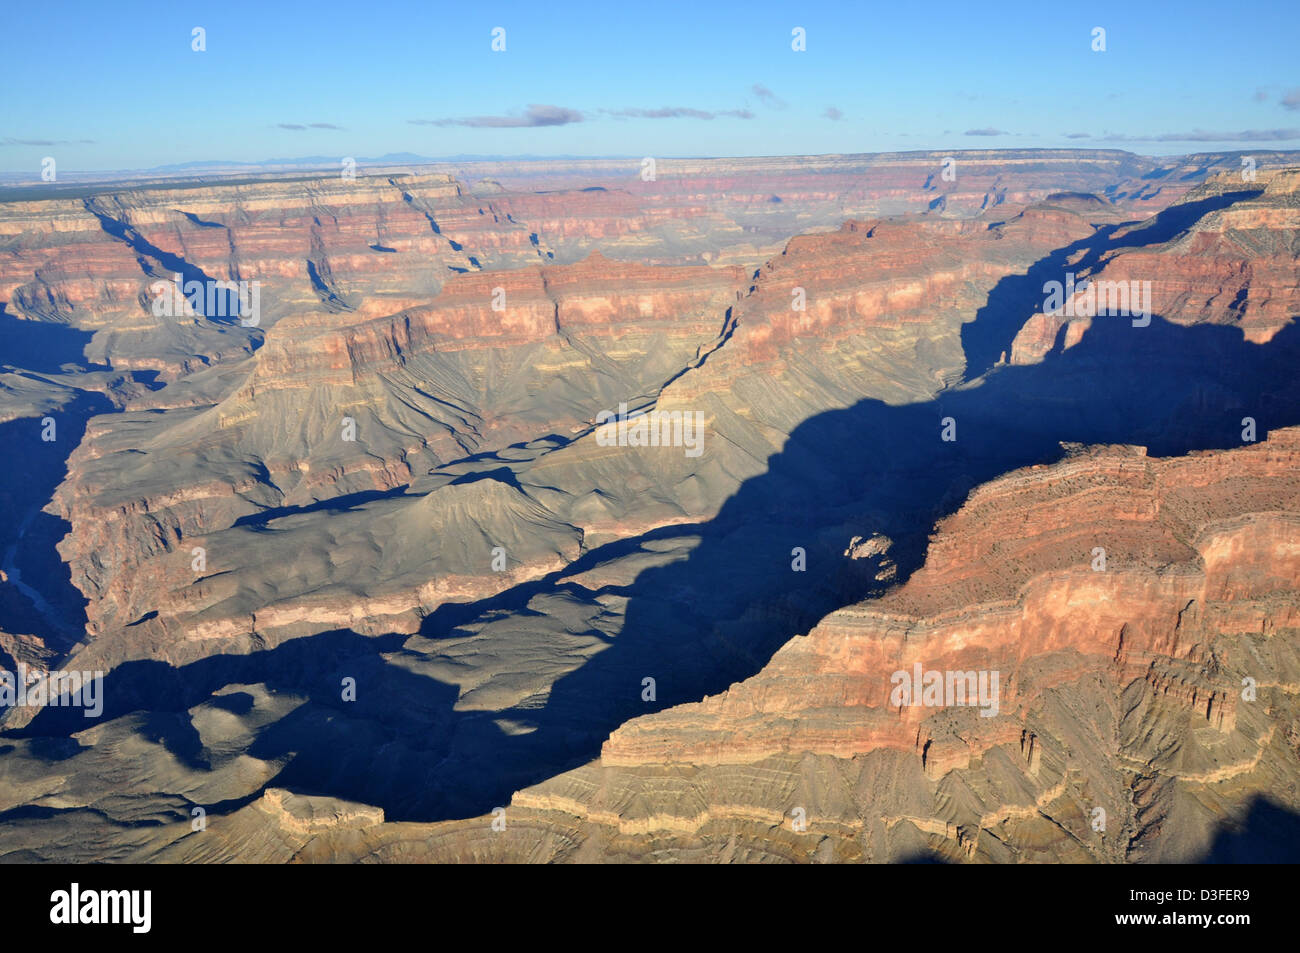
2,0,1298,172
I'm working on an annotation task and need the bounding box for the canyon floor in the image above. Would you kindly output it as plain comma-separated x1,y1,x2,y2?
0,150,1298,863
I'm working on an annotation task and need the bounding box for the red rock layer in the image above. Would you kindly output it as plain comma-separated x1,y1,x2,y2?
599,432,1300,767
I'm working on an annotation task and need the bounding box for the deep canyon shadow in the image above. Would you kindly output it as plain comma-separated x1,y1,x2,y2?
8,190,1300,857
14,312,1300,829
0,309,111,646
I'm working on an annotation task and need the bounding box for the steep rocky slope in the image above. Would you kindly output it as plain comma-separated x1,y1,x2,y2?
20,426,1292,863
10,155,1174,663
463,433,1298,863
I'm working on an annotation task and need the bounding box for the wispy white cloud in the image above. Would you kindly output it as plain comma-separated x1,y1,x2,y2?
411,104,585,127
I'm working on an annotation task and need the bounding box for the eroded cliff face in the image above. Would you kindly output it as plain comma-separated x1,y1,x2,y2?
21,159,1152,662
65,428,1292,864
47,252,747,648
0,152,1297,863
1011,168,1300,364
247,430,1298,864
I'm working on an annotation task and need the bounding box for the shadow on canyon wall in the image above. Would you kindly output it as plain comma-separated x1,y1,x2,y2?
961,188,1261,376
15,311,1300,832
0,307,111,646
1198,796,1300,862
8,191,1300,862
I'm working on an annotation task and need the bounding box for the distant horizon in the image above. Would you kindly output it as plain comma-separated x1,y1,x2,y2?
4,145,1300,186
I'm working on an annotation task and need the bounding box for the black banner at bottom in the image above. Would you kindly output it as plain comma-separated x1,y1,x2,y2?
4,862,1280,941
